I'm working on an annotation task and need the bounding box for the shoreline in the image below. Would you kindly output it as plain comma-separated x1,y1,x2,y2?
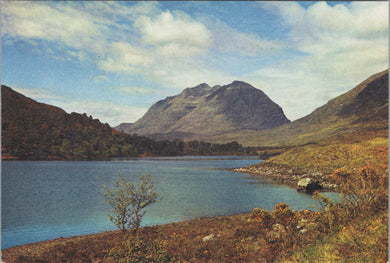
1,153,258,161
233,161,338,192
2,160,333,252
1,213,254,262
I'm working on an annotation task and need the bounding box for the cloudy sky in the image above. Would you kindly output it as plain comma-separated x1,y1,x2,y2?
1,1,388,126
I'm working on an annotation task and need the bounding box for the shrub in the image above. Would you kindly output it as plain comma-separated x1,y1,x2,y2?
105,234,171,263
103,174,160,234
330,165,388,218
272,203,297,228
314,165,388,234
251,207,273,228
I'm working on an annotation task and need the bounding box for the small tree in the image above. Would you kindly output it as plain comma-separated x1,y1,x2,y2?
103,173,160,234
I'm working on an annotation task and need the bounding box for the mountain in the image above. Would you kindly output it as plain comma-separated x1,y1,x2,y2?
202,69,389,146
115,122,134,132
4,69,385,159
1,85,253,160
116,81,290,140
1,86,163,159
1,85,128,159
297,69,388,124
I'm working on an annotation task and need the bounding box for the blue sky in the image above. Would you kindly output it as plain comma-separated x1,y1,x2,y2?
1,1,388,126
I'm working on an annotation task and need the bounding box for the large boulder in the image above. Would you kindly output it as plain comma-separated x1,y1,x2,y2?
297,178,322,193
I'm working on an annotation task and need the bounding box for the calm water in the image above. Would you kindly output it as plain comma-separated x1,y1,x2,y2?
2,156,328,249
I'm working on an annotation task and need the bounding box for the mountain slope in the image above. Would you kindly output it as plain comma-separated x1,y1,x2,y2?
1,85,254,159
202,69,389,146
116,81,290,140
1,86,169,159
1,85,126,159
297,69,388,124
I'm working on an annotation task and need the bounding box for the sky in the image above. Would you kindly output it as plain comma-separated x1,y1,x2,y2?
1,1,388,127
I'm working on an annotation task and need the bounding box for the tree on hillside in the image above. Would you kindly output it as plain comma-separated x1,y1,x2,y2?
103,174,160,234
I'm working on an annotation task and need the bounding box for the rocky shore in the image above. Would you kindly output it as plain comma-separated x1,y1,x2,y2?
233,161,338,193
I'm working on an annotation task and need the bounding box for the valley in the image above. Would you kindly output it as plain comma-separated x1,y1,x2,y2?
1,69,388,262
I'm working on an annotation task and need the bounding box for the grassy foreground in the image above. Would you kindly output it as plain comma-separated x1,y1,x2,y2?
0,208,353,263
2,136,388,262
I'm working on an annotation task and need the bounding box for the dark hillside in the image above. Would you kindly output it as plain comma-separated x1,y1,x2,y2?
339,71,388,121
1,85,253,159
1,85,133,159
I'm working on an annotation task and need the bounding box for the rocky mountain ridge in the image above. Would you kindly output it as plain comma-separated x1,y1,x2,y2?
116,81,290,140
202,69,389,146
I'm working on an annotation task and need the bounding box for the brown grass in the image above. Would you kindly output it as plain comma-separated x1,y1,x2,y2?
2,208,329,263
266,137,388,175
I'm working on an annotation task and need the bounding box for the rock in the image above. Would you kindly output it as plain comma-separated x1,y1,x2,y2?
202,234,215,242
311,172,323,178
297,177,323,193
321,182,338,190
297,178,312,188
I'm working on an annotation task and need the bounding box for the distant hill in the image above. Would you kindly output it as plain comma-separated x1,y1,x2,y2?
202,69,389,146
115,81,290,140
297,69,388,124
1,85,253,160
1,85,136,159
115,122,134,133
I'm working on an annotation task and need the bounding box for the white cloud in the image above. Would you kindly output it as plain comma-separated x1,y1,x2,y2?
135,10,212,48
210,21,284,57
98,41,152,73
154,42,205,58
2,1,110,56
252,1,389,120
309,2,388,38
266,1,388,53
2,1,275,91
117,86,159,96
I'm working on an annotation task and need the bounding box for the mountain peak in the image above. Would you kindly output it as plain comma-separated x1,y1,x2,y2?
216,80,255,90
195,83,210,89
181,83,211,98
224,81,260,93
230,80,252,86
119,81,290,139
